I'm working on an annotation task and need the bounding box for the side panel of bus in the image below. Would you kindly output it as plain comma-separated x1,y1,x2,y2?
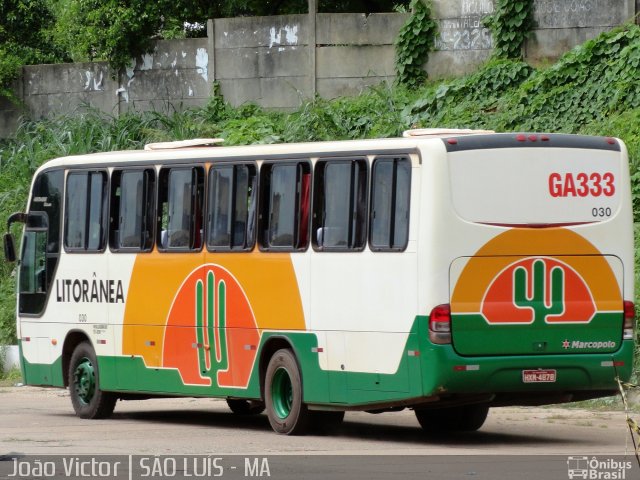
18,153,428,409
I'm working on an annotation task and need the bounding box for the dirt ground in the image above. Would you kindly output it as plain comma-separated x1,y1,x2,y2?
0,385,636,456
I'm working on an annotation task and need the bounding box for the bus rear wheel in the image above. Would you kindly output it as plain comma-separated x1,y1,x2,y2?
415,404,489,432
264,349,310,435
68,342,116,419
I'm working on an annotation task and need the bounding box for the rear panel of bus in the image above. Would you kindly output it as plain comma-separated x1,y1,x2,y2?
419,133,634,403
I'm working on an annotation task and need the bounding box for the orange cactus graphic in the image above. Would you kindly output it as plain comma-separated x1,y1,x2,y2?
162,264,260,388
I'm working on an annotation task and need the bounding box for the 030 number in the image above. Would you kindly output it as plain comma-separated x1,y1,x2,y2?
592,207,612,218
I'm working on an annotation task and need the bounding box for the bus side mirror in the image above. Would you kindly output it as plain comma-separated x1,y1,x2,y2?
4,233,16,262
4,212,28,263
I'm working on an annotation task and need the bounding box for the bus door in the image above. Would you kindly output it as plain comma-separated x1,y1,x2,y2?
14,170,64,385
17,212,54,384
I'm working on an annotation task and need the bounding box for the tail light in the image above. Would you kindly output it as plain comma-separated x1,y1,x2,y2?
623,301,635,340
429,304,451,345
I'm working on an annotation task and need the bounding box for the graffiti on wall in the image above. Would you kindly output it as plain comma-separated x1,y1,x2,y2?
435,0,494,51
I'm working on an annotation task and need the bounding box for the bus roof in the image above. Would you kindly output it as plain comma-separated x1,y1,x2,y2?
33,131,622,171
37,135,432,170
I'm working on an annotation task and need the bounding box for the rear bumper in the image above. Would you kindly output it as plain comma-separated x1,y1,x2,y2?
421,339,633,398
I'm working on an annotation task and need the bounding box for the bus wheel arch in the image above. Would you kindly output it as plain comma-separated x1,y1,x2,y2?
62,330,92,388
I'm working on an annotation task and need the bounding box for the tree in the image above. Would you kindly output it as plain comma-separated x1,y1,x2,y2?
0,0,69,97
53,0,174,71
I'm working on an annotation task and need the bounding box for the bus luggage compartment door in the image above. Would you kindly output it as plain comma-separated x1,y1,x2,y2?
449,255,623,356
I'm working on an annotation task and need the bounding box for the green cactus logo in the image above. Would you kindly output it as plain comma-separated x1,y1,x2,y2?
481,257,595,325
513,259,565,323
195,271,229,378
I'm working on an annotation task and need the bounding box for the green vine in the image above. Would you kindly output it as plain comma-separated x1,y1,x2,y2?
395,0,438,89
484,0,534,59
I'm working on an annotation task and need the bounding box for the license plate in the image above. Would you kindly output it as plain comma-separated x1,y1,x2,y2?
522,369,556,383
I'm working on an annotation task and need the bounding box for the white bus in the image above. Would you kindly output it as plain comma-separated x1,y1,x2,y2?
5,129,635,435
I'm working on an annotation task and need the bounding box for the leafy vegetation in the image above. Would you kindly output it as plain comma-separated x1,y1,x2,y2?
484,0,534,59
2,24,640,350
0,345,21,384
0,0,69,98
52,1,173,73
395,0,438,88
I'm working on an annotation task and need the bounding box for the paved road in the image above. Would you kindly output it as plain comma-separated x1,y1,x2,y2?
1,386,638,479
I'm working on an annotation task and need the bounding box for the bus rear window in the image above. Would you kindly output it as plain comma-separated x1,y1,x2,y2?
448,148,622,225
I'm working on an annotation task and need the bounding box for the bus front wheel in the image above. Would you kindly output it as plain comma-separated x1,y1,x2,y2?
414,403,489,432
68,342,116,419
264,348,310,435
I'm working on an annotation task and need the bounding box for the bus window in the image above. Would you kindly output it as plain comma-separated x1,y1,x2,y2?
64,171,107,252
259,162,310,251
157,166,204,251
29,169,63,257
207,164,256,251
110,169,155,252
370,157,411,251
313,159,367,251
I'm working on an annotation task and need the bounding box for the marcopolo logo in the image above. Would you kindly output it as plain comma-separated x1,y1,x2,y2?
562,340,617,350
481,257,597,325
567,456,632,479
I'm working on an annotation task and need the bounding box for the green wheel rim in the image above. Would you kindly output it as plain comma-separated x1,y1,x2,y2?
73,357,96,405
271,367,293,419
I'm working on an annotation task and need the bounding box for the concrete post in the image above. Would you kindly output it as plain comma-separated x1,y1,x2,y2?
207,19,216,94
309,0,317,97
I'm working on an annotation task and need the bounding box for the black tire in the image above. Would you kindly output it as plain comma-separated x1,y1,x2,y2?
264,348,310,435
68,342,116,419
227,399,266,415
415,404,489,432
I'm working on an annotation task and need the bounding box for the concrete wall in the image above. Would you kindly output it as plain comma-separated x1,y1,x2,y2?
0,2,636,138
527,0,635,62
22,62,117,118
428,0,494,78
213,15,310,109
427,0,635,78
315,13,405,98
212,13,403,108
0,81,22,136
119,39,210,113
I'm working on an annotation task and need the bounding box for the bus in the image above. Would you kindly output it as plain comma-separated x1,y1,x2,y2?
4,129,635,435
